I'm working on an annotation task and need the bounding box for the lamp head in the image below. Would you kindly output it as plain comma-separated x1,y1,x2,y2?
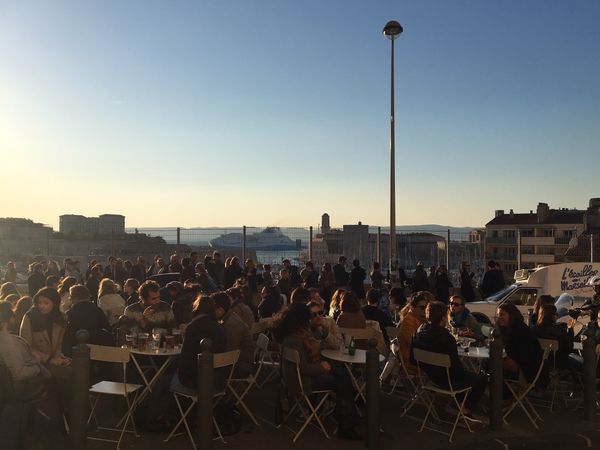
383,20,403,40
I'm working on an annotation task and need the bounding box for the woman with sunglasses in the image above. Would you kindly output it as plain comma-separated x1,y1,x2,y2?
397,291,431,375
448,295,483,340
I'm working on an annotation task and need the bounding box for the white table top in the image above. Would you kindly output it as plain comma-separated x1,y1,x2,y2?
321,348,385,364
128,347,181,356
574,341,583,351
459,346,490,359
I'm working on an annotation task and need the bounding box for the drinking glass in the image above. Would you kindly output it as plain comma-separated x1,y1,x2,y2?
125,333,136,349
137,333,149,352
152,328,162,352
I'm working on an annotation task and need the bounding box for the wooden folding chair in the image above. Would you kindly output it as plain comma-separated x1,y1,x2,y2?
503,346,550,429
164,349,240,449
413,348,474,443
87,344,143,450
281,347,334,443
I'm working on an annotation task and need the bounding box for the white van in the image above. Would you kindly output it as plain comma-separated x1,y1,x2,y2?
468,263,600,323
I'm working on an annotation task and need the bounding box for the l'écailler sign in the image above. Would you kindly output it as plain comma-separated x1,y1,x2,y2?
560,264,598,292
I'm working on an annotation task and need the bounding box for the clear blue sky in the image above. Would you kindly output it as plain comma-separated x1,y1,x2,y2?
1,1,599,229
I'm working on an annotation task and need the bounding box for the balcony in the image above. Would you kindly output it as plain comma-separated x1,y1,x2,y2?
521,254,555,264
521,236,555,246
486,237,516,244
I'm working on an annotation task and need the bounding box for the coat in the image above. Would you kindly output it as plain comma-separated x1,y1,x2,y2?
397,313,423,375
281,332,326,395
222,310,255,375
20,313,66,362
0,332,44,381
230,300,255,331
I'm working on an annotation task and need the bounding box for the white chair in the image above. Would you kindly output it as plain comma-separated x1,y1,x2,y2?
255,332,280,388
227,333,272,425
537,338,572,411
503,346,550,429
412,347,473,443
164,349,240,449
87,345,143,450
281,347,335,443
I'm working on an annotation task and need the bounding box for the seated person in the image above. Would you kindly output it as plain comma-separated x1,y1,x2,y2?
124,280,176,333
0,302,48,400
397,292,429,375
532,304,574,370
258,285,283,319
411,301,487,416
448,295,484,340
213,292,255,376
62,285,112,356
336,291,366,329
226,287,255,330
308,300,342,350
98,278,126,326
272,303,360,440
497,303,545,386
362,288,395,344
177,295,227,389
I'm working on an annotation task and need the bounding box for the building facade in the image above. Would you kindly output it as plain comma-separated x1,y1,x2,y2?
60,214,125,236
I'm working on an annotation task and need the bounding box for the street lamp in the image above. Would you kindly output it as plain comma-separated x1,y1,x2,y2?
383,20,403,279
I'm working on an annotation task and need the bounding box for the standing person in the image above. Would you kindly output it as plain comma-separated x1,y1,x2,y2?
180,257,196,282
427,266,437,293
434,265,452,304
460,261,476,303
131,257,147,283
333,256,349,288
28,263,46,297
224,256,243,289
369,262,384,290
349,259,366,301
481,260,505,298
86,264,103,303
45,260,61,279
168,254,183,274
4,261,17,283
277,268,292,300
411,262,429,292
300,261,319,289
244,259,259,294
318,263,335,309
211,251,225,288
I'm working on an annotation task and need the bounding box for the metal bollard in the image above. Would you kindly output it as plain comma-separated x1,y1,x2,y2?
488,326,503,430
69,330,90,450
197,338,214,450
582,322,597,421
366,338,380,448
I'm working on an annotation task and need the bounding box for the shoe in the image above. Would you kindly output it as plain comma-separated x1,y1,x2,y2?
337,428,362,441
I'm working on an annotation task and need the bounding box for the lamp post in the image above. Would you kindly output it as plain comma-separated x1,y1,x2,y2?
383,20,403,279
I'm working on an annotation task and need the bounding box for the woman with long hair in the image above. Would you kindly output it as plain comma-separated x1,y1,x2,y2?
97,278,125,325
272,303,360,440
532,304,575,370
397,291,432,375
328,288,346,321
13,296,33,333
497,303,544,384
58,276,77,313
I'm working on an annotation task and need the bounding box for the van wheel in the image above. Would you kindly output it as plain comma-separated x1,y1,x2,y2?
472,313,491,324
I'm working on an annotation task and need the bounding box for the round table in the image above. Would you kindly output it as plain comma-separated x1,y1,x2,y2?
460,346,490,360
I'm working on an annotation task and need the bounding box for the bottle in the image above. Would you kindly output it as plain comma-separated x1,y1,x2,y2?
348,337,356,356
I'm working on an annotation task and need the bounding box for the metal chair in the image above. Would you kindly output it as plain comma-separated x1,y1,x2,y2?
255,332,279,388
281,347,335,443
87,344,143,450
537,338,572,411
503,346,550,429
412,347,474,443
164,349,240,449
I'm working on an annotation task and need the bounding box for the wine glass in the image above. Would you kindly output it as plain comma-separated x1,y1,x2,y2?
152,328,162,352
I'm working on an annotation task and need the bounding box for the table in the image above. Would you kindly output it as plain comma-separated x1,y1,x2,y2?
321,349,385,403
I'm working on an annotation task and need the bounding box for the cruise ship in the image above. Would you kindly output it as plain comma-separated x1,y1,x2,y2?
209,227,299,251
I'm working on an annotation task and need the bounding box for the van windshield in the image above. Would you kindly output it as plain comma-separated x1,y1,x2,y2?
486,285,517,302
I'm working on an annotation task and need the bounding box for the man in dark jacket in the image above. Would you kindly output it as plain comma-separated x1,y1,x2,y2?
362,289,394,344
28,263,46,296
333,256,349,288
349,259,366,300
481,260,505,298
411,301,487,415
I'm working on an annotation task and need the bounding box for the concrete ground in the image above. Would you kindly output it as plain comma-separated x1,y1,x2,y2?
2,379,600,450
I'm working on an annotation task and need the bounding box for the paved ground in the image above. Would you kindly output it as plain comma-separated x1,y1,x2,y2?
3,380,600,450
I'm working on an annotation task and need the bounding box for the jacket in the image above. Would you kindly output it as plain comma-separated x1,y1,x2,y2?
222,310,255,375
449,308,484,340
397,313,423,375
178,315,227,388
411,323,465,388
333,264,348,287
532,323,574,370
0,332,43,381
98,293,126,326
20,313,66,362
62,301,111,356
336,311,366,329
503,320,543,383
230,300,255,331
281,332,326,395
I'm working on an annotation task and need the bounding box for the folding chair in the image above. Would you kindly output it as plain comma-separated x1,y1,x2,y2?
537,338,571,411
413,347,473,443
87,344,143,450
164,349,240,449
503,346,550,429
227,334,271,426
281,347,335,443
255,332,279,388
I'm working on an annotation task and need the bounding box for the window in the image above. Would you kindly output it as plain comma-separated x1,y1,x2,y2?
505,247,516,257
492,247,498,256
522,246,535,255
563,230,575,238
521,229,534,237
505,288,538,307
505,230,516,238
493,230,499,238
542,229,554,237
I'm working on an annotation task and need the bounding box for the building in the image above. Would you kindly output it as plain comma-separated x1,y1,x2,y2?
484,201,593,275
60,214,125,236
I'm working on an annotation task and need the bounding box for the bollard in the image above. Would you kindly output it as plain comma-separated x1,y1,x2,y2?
70,330,90,450
582,322,597,421
365,338,380,448
197,338,214,450
488,326,503,431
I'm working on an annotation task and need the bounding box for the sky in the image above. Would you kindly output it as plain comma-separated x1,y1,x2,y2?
1,1,599,230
